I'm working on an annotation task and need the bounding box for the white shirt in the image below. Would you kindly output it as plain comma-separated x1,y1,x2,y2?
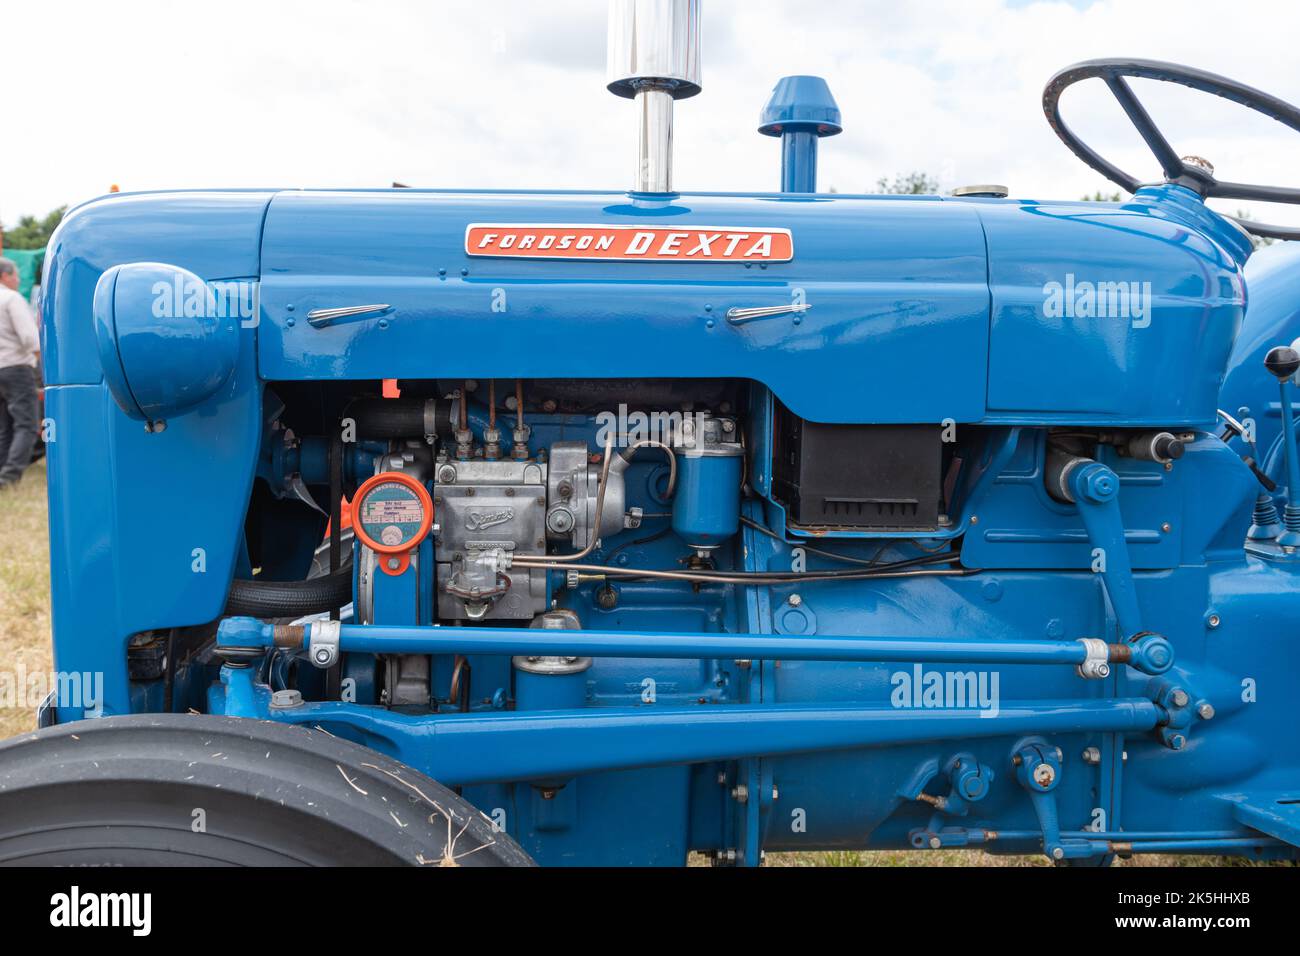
0,285,40,369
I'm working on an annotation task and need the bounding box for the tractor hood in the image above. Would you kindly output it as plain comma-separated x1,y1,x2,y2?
257,184,1246,426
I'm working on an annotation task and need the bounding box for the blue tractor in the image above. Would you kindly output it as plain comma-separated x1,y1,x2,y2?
7,0,1300,866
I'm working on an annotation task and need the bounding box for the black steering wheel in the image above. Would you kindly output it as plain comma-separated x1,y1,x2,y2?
1043,58,1300,240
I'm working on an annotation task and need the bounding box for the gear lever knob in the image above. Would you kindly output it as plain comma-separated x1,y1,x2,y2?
1264,345,1300,380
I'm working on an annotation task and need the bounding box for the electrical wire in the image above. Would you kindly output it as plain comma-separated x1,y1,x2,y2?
739,516,952,566
515,560,970,586
513,549,966,585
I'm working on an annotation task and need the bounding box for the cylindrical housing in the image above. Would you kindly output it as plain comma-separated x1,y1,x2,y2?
673,449,743,553
608,0,701,194
758,75,842,193
513,610,592,711
606,0,702,100
780,130,819,193
635,87,676,193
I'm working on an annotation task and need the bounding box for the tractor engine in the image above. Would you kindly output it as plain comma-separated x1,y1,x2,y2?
18,0,1300,868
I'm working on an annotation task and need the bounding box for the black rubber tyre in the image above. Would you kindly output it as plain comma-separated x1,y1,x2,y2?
0,714,534,867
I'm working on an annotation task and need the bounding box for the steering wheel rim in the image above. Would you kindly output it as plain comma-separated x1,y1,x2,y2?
1043,58,1300,240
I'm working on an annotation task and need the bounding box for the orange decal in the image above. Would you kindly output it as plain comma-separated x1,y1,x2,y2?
465,224,793,262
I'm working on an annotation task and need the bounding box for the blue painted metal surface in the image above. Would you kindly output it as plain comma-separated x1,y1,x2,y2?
672,452,742,550
36,102,1300,866
758,75,842,193
93,263,242,422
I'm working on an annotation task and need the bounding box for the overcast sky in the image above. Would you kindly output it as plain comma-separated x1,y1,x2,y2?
5,0,1300,229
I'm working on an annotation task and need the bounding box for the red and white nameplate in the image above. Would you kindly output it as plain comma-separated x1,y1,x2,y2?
465,224,794,262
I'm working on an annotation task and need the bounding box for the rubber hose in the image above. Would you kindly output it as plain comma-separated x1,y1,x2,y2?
345,397,452,439
225,567,353,619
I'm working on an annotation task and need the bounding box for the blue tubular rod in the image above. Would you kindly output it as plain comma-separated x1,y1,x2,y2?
1112,839,1283,852
240,620,1116,667
991,830,1271,842
1280,378,1300,509
961,831,1283,854
780,130,818,193
261,696,1162,786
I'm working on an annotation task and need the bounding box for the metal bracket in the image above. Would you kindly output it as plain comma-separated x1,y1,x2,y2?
309,620,341,669
1067,460,1144,642
1076,637,1111,680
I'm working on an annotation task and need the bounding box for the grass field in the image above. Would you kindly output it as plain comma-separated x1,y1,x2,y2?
0,459,1246,867
0,458,52,741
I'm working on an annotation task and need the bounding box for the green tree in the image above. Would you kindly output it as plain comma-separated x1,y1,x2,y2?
1,206,66,250
875,172,939,195
1081,190,1124,202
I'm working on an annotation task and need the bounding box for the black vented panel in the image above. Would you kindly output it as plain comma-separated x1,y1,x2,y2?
770,404,942,531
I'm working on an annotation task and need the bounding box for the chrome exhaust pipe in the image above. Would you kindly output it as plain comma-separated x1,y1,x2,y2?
607,0,702,194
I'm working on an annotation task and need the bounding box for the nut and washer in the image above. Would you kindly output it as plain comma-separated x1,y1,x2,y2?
270,689,304,710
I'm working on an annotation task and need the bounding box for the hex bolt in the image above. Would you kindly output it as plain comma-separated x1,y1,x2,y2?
731,785,749,804
1197,702,1215,720
270,689,304,709
1052,847,1065,861
1082,746,1101,765
771,786,780,801
788,594,802,607
1169,734,1187,750
929,836,942,850
313,648,332,665
734,659,751,669
1171,689,1189,708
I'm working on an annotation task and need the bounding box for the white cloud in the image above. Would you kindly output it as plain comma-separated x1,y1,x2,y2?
4,0,1300,229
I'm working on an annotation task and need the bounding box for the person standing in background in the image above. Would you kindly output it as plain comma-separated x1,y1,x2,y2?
0,257,41,489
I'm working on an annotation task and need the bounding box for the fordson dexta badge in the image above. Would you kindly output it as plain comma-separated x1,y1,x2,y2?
465,224,794,262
